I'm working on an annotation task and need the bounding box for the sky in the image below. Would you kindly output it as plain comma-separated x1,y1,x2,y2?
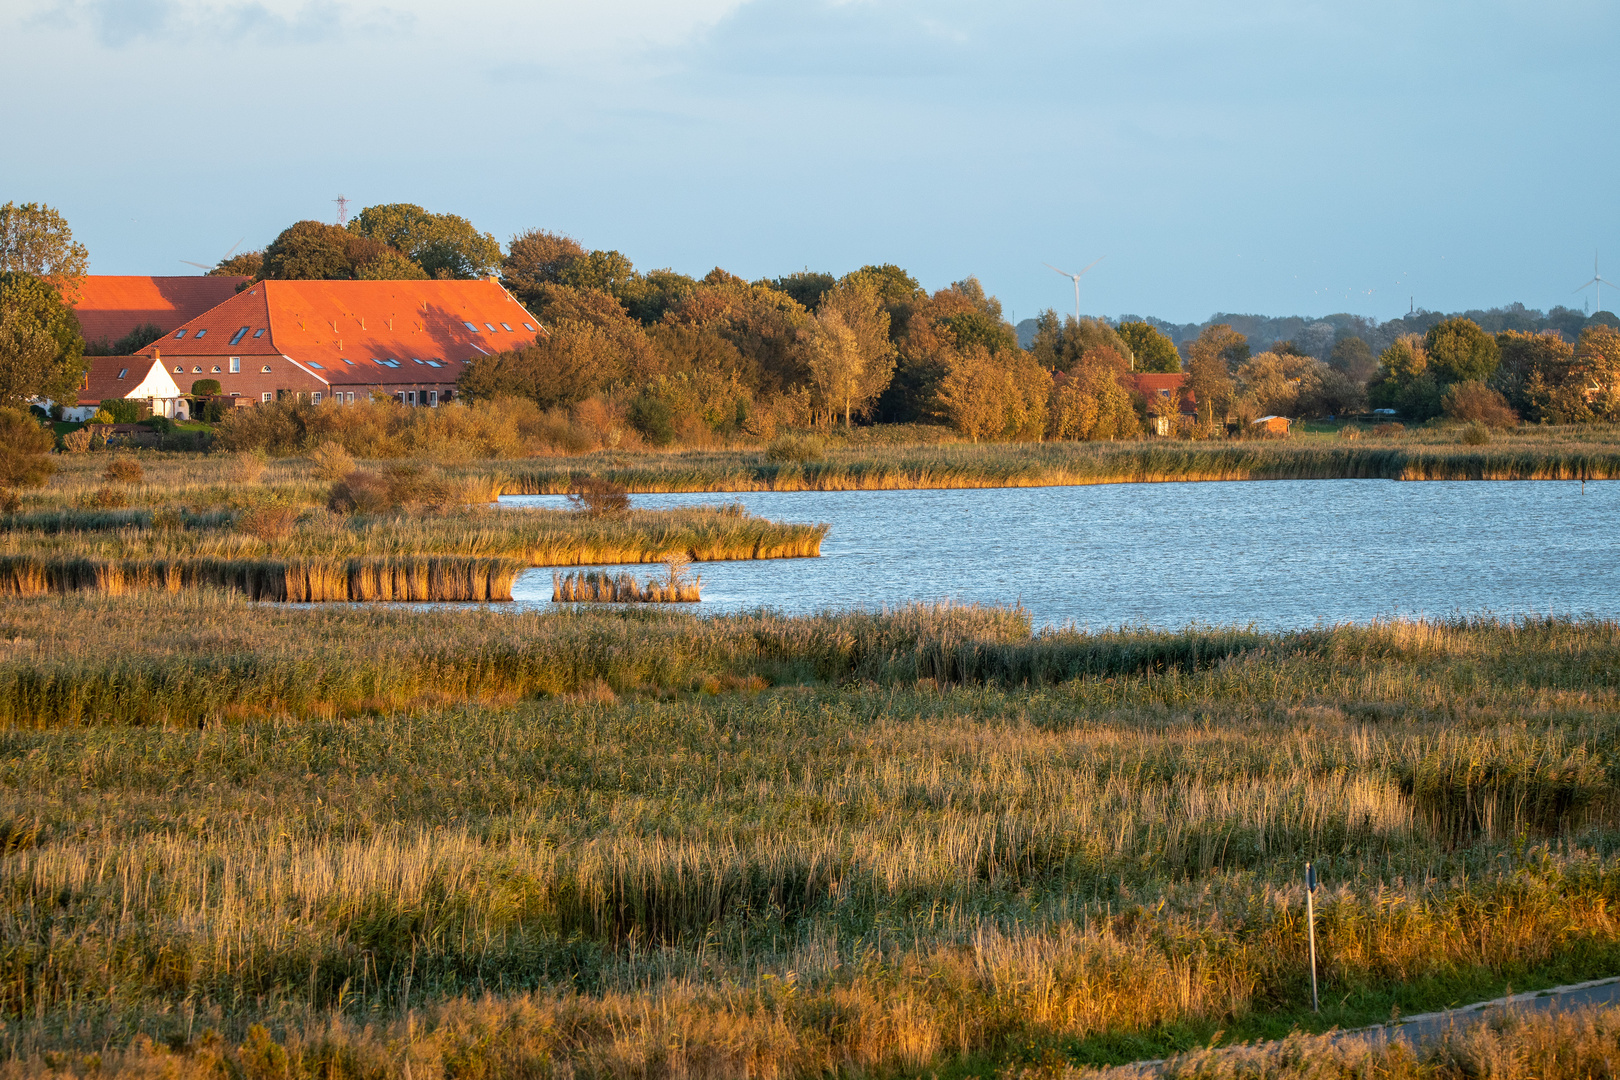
3,0,1619,325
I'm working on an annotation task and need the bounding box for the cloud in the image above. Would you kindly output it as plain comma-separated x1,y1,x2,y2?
31,0,412,47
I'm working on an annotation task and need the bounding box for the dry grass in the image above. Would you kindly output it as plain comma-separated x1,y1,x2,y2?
553,567,702,602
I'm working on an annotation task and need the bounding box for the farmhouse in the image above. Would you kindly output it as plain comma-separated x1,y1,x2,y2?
1251,414,1291,434
74,276,249,351
135,279,542,406
66,356,187,421
1133,372,1197,435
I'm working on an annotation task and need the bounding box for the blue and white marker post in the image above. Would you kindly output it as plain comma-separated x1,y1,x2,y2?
1305,861,1320,1013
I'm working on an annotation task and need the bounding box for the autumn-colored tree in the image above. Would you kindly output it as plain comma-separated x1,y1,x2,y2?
210,250,264,279
808,279,895,427
1368,334,1443,419
1494,330,1574,419
1328,336,1377,384
1116,321,1181,373
936,346,1049,442
1573,324,1620,421
1186,324,1244,428
1048,347,1138,440
262,221,358,280
1441,381,1518,428
0,407,55,491
502,229,587,305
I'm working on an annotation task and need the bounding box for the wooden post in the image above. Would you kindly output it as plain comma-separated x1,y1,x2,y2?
1306,861,1319,1013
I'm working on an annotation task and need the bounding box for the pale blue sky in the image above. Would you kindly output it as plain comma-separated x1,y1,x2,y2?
4,0,1617,323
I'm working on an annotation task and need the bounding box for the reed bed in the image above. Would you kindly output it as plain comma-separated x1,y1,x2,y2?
554,568,702,602
3,599,1620,1075
0,553,519,601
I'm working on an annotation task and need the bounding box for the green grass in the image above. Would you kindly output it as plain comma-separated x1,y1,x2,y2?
1,599,1619,1077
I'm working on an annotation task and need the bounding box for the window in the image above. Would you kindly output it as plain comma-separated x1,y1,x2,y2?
426,360,441,367
308,361,325,369
174,366,184,373
194,329,207,339
261,365,272,373
428,390,438,406
193,366,203,373
229,391,240,397
174,330,187,339
463,322,478,331
342,358,355,365
229,326,250,345
500,323,513,331
261,392,273,402
117,368,128,379
345,392,355,403
484,322,497,332
412,358,424,364
211,365,221,373
229,357,240,373
252,329,265,338
407,391,418,406
311,392,322,404
522,322,536,332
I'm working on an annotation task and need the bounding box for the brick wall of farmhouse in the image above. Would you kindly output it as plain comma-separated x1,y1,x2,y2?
157,355,461,404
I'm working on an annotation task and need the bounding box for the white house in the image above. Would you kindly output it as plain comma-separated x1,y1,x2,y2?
64,356,189,421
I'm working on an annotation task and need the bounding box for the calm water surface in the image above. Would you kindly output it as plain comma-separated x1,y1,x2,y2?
501,480,1620,629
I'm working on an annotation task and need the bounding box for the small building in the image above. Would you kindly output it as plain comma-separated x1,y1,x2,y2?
1251,415,1291,435
74,275,249,352
67,357,188,421
134,278,541,407
1133,372,1198,435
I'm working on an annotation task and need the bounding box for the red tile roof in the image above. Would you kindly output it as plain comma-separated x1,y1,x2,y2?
137,279,541,386
74,276,248,347
1133,372,1198,414
77,356,180,405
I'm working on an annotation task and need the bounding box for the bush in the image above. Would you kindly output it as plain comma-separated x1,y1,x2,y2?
309,441,355,482
61,428,92,453
235,503,299,543
1443,379,1518,429
0,409,55,490
98,399,143,424
327,468,393,514
191,379,221,397
627,390,675,447
766,433,825,463
1338,425,1363,440
80,486,127,509
89,409,114,425
101,455,144,484
1372,422,1405,436
565,477,631,518
1461,420,1491,445
227,451,267,484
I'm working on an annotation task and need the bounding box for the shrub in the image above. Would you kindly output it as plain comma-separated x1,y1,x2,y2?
1461,420,1491,445
1338,424,1363,440
309,440,355,482
101,455,144,484
191,379,221,397
81,486,127,509
227,451,267,484
766,433,825,463
61,428,91,453
1443,379,1518,429
327,468,393,514
89,409,114,425
98,399,143,424
627,390,675,447
566,476,631,518
235,503,299,543
0,408,55,490
1372,422,1405,436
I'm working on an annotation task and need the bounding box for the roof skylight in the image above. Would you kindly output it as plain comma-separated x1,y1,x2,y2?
426,360,441,367
174,330,186,339
484,323,497,332
308,361,325,369
342,358,355,365
117,368,128,379
522,323,536,331
463,322,478,331
194,329,207,338
229,326,250,345
253,329,266,338
500,323,513,331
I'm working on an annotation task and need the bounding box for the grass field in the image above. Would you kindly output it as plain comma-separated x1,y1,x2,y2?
2,596,1619,1077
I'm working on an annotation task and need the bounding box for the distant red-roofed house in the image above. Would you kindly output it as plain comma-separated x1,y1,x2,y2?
1133,372,1196,435
135,278,543,407
66,356,187,421
74,276,249,351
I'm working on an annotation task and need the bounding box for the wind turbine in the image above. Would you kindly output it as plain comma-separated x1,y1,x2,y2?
1044,256,1105,321
1574,251,1620,314
180,237,246,273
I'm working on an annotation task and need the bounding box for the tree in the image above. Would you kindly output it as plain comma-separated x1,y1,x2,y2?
503,229,587,304
348,203,503,279
1328,336,1377,384
807,279,895,426
458,324,620,409
1186,324,1244,427
262,221,355,280
0,407,55,492
1049,347,1138,440
354,249,429,280
766,270,835,312
557,249,636,295
1441,381,1517,428
1368,334,1443,419
935,345,1007,442
1059,317,1131,373
1028,309,1063,369
1494,330,1573,418
1573,324,1620,421
0,202,88,302
211,251,264,279
1425,318,1499,384
0,272,86,410
1116,321,1181,373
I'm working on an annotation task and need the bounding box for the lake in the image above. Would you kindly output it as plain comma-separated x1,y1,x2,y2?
501,480,1619,629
